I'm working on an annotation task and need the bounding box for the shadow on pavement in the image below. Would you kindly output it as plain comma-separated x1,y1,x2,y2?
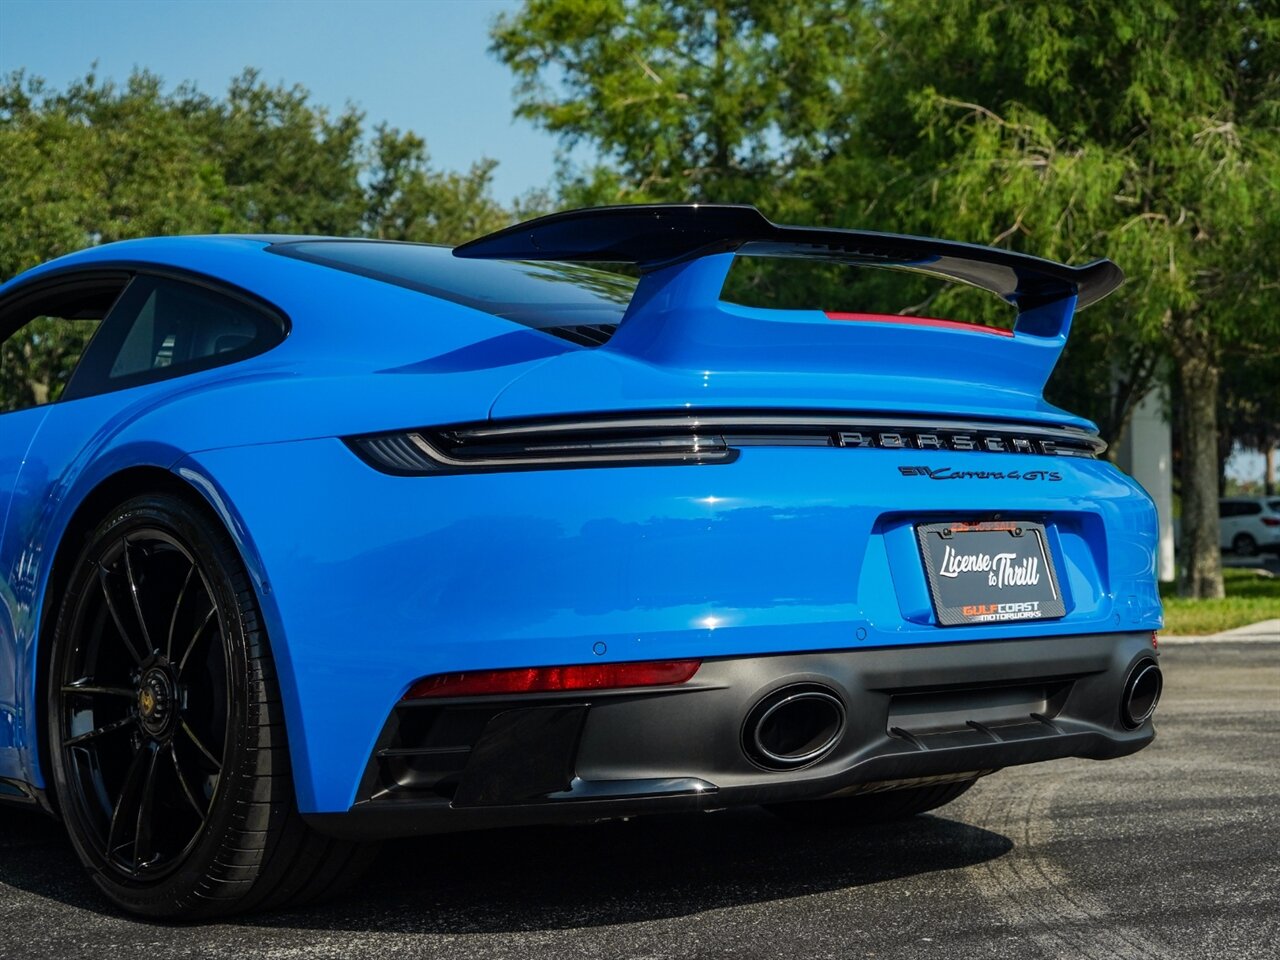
0,804,1011,932
272,806,1011,933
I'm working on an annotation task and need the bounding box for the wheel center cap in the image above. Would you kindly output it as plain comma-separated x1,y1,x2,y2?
137,668,175,736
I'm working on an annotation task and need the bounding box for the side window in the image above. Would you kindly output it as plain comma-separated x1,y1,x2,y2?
0,280,127,415
69,275,285,398
1218,502,1237,518
1240,502,1263,516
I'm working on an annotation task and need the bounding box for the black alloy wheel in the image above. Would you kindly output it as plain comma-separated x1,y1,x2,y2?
48,492,372,918
56,526,228,881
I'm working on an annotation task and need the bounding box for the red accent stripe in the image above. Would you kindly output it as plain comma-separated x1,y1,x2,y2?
824,312,1015,337
402,659,702,699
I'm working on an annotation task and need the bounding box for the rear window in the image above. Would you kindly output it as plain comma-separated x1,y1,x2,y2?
271,240,636,330
273,239,1021,343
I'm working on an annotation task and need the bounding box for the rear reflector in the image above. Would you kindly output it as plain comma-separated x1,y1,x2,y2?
403,659,702,699
825,311,1015,337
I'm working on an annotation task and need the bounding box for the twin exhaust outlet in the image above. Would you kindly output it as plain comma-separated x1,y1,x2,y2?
741,660,1164,771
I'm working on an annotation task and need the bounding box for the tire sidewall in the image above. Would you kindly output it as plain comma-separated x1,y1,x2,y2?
1233,533,1258,557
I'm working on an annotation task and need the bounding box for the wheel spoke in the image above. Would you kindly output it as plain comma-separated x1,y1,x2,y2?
105,742,151,863
97,562,146,666
62,525,235,883
169,741,207,818
122,539,155,656
62,678,135,699
177,604,218,675
165,562,196,662
181,719,222,770
133,744,161,869
63,714,134,748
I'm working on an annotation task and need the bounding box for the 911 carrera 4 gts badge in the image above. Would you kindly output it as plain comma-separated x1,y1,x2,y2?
898,466,1063,481
916,520,1066,626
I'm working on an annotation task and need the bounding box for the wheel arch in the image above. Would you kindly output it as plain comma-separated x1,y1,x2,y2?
32,462,292,809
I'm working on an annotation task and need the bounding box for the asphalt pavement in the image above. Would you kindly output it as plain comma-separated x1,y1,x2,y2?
1,640,1276,959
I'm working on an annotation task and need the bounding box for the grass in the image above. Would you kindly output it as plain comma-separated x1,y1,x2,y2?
1159,566,1280,635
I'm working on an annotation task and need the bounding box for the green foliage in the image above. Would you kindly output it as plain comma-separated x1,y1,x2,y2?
0,67,516,408
365,124,510,242
0,67,514,282
1159,567,1280,634
861,0,1280,372
1222,346,1280,469
491,0,860,216
0,316,99,413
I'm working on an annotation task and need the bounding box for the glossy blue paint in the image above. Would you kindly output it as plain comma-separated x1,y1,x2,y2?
0,232,1160,808
492,252,1088,425
492,305,1089,425
183,438,1159,811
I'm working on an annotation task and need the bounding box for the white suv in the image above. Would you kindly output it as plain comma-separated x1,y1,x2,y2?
1219,497,1280,556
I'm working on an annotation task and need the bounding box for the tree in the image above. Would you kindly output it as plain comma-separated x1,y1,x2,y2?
493,0,1280,598
364,124,511,242
0,68,515,406
0,67,515,280
491,0,862,216
1223,349,1280,496
849,0,1280,597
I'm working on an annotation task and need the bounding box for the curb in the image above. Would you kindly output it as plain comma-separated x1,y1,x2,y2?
1158,618,1280,645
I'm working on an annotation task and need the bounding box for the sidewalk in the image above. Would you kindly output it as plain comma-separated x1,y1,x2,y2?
1158,618,1280,645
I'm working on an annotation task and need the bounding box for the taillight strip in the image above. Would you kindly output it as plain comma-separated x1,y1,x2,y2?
346,411,1105,475
403,660,703,699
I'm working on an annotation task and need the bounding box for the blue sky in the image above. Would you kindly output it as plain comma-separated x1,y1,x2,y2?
0,0,569,204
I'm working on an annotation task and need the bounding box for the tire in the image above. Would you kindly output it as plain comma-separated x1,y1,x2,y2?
764,779,977,826
46,492,375,919
1233,533,1259,557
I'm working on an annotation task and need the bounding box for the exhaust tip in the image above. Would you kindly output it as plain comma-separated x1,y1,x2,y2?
1121,659,1162,728
744,684,846,770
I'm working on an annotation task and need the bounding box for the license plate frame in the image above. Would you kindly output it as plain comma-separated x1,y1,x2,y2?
916,520,1065,627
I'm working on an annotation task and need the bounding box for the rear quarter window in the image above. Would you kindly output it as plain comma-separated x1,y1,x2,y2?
67,274,287,399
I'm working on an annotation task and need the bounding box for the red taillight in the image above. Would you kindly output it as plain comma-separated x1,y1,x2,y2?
1151,631,1159,649
825,311,1015,338
1261,516,1280,527
402,659,702,699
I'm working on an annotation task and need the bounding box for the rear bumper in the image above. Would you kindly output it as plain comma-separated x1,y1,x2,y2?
184,438,1162,812
305,630,1158,839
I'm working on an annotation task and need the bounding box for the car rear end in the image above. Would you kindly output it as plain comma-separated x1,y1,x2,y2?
192,207,1164,836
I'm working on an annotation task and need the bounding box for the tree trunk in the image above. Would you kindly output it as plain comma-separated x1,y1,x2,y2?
1266,443,1276,497
1176,351,1225,598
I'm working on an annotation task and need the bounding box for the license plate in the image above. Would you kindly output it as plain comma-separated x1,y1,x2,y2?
916,520,1065,626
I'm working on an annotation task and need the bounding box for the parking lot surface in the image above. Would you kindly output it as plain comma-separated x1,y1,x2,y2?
1,640,1276,959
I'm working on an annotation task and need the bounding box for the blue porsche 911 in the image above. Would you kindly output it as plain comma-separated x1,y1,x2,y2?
0,204,1163,917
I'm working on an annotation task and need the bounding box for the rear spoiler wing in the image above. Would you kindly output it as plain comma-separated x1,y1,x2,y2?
453,203,1124,312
